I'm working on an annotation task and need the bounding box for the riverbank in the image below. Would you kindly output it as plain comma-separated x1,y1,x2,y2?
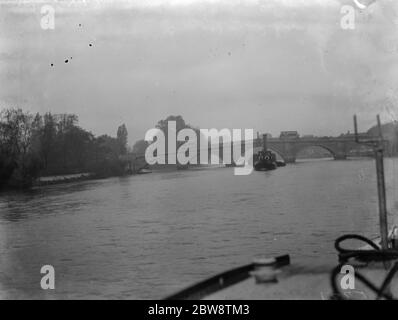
1,169,152,191
1,172,111,191
36,173,94,186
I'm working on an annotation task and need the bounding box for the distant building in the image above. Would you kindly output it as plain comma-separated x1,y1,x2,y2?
279,131,299,139
257,132,272,139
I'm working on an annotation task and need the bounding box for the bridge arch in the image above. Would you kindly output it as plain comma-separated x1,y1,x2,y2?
267,147,287,162
295,144,337,160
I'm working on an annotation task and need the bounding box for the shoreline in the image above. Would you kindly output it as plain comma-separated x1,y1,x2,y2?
2,155,398,191
36,173,94,186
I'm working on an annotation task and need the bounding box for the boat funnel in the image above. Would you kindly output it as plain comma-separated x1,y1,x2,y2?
262,134,268,152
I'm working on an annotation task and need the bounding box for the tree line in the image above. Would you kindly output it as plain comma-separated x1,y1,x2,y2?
0,108,129,188
367,121,398,155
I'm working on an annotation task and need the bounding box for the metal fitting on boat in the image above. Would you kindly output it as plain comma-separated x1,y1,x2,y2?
250,267,281,284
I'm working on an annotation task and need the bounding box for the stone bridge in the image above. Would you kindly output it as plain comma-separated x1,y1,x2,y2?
252,135,391,163
123,133,391,168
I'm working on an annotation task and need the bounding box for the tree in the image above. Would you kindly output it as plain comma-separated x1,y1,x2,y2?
0,107,132,187
56,114,78,169
65,126,94,169
16,111,34,178
41,112,57,169
132,139,149,156
0,108,41,186
367,121,398,155
155,115,200,164
31,113,43,157
0,108,20,184
117,124,128,155
156,115,187,134
95,134,120,160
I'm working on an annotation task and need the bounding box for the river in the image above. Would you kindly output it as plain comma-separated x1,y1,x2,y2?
0,158,397,299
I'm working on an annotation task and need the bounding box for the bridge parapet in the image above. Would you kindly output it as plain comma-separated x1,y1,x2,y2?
254,134,390,163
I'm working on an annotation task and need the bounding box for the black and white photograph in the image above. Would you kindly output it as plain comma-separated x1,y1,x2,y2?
1,0,398,306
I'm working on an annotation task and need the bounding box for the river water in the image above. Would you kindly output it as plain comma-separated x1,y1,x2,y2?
0,158,398,299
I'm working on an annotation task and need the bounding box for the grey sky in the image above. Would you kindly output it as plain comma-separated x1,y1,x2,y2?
1,0,398,145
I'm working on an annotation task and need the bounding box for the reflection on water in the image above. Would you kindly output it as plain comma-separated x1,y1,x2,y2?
0,158,397,299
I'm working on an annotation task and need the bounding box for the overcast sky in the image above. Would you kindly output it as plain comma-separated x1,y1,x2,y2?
1,0,398,145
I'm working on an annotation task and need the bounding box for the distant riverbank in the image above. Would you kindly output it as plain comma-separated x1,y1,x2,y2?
0,171,121,191
36,173,94,186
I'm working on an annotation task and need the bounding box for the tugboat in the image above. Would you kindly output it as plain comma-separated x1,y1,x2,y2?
253,134,282,171
165,116,398,300
254,150,277,171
